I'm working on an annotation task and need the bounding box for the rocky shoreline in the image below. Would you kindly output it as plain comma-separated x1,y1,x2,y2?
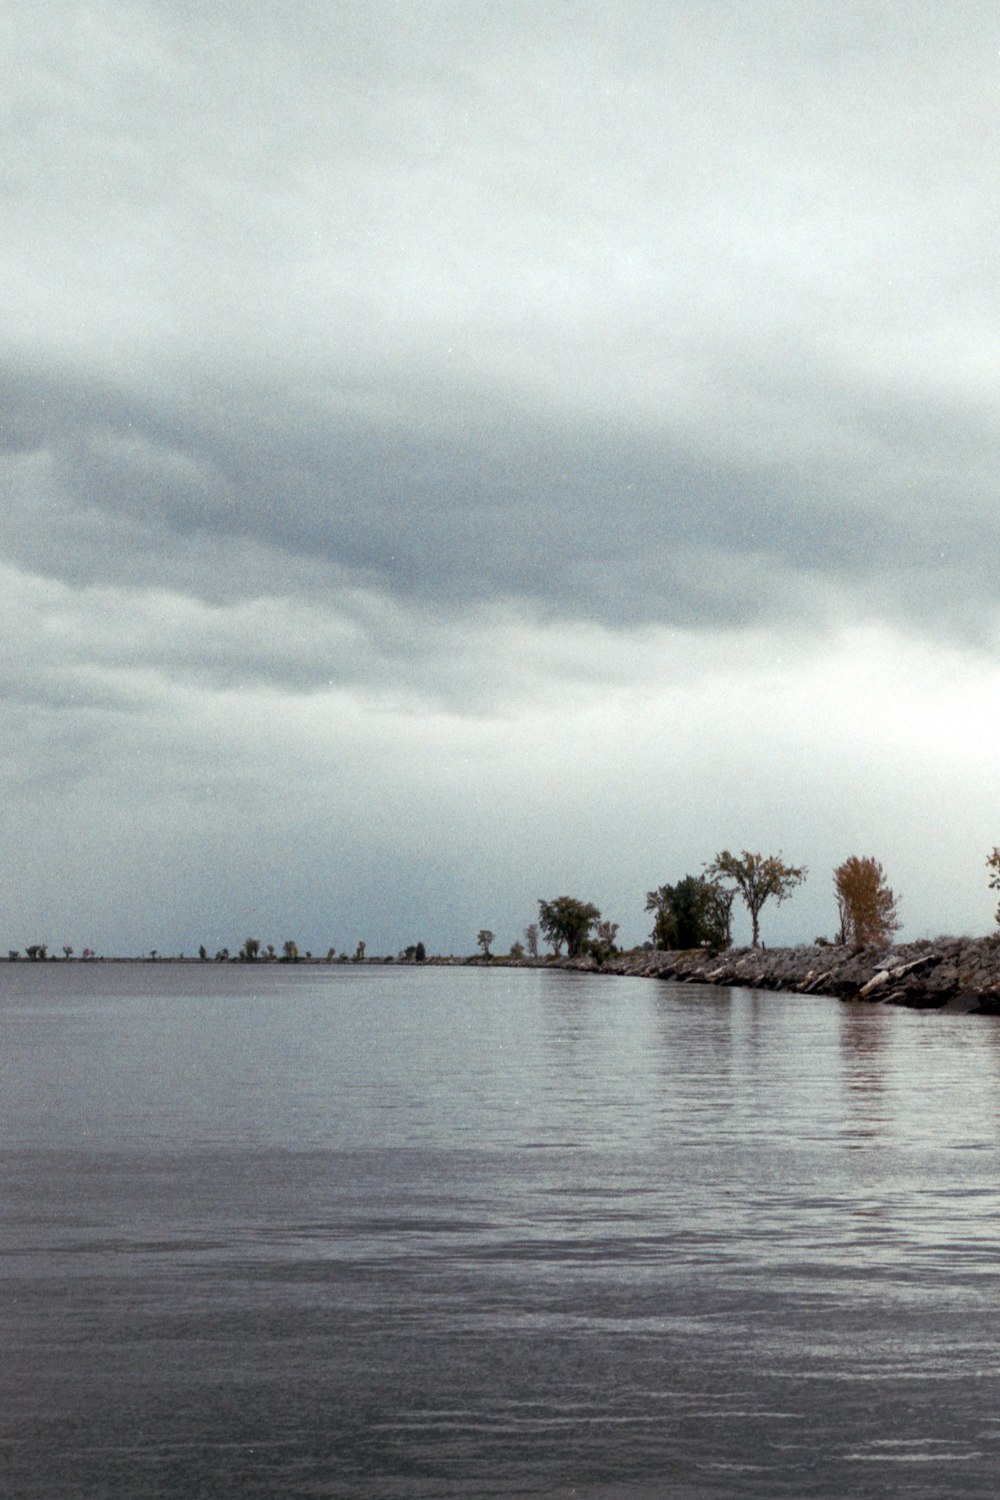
541,936,1000,1014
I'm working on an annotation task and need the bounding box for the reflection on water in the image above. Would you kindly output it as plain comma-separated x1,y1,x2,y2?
3,961,1000,1497
838,1006,890,1143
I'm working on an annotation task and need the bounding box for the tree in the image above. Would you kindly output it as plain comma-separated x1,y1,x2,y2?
414,941,426,962
987,848,1000,925
591,919,620,961
834,856,901,946
354,941,366,961
537,897,600,958
281,939,299,963
705,850,806,948
524,923,539,959
198,945,208,962
240,938,261,962
509,940,525,960
646,875,733,952
477,929,495,958
62,946,73,961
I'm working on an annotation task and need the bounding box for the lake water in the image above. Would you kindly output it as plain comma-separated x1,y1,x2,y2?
4,960,1000,1498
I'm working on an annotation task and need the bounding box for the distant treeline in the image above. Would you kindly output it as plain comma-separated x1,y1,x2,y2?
11,847,1000,965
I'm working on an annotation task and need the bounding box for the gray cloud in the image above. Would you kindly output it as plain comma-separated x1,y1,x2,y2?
5,1,1000,951
5,348,1000,664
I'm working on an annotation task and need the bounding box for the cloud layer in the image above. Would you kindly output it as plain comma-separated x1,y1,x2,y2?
4,2,1000,951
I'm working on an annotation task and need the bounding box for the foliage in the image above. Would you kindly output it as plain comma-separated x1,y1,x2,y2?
509,940,526,960
281,939,300,962
477,929,494,958
705,849,807,948
524,923,539,958
354,941,366,961
415,941,426,962
591,919,620,962
537,897,601,958
240,937,261,962
833,856,901,946
987,848,1000,925
645,875,732,952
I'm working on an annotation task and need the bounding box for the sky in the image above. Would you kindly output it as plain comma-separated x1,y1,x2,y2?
3,0,1000,956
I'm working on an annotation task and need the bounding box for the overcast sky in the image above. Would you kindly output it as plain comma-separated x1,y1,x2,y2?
4,0,1000,955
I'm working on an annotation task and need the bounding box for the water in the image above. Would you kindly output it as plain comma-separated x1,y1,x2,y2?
4,960,1000,1497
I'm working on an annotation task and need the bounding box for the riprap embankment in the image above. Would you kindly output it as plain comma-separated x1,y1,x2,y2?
550,937,1000,1013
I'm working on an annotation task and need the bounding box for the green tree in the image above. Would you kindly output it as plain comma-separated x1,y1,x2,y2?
524,922,539,958
705,849,806,948
477,929,495,958
414,941,426,962
240,937,261,962
834,856,901,946
591,919,620,962
281,939,300,963
537,897,600,958
646,875,732,951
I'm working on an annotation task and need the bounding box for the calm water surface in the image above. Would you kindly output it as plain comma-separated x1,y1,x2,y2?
3,961,1000,1497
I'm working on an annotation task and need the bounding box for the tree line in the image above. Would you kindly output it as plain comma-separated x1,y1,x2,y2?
481,849,912,964
15,848,1000,965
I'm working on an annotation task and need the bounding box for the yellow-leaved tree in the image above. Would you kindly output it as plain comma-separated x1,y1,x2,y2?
833,856,901,947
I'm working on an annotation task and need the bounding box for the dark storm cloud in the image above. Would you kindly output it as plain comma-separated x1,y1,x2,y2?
6,350,1000,659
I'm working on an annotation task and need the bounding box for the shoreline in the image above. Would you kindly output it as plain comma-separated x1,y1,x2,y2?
518,936,1000,1014
8,939,1000,1013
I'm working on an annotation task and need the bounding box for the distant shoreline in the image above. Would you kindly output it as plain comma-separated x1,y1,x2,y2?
7,938,1000,1013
